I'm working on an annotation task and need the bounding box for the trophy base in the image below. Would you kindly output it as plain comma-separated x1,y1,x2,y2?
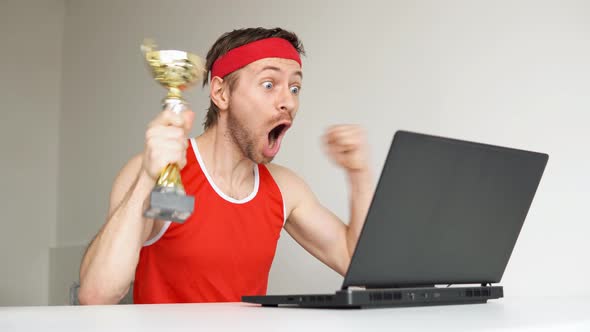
144,189,194,223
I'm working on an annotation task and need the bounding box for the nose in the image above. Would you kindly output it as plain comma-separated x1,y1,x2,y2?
276,86,297,115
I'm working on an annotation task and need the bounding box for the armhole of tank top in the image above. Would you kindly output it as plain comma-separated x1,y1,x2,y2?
265,165,287,227
143,221,172,247
281,189,286,227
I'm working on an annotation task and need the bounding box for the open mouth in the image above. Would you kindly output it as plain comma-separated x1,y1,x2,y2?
263,121,291,158
268,123,288,147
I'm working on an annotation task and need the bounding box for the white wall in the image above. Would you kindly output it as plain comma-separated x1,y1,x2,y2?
0,0,584,305
0,0,64,305
53,0,590,298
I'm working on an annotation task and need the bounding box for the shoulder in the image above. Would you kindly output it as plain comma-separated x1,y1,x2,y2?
264,163,315,216
109,154,143,211
114,154,143,188
265,163,304,189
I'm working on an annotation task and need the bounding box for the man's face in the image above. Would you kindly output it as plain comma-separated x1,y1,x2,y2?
225,57,302,164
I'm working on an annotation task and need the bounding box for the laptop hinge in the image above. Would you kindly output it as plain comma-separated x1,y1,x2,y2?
344,283,496,290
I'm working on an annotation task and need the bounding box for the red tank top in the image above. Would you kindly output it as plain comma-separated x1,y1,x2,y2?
133,138,285,303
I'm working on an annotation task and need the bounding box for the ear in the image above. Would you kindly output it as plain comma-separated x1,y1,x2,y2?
210,76,229,111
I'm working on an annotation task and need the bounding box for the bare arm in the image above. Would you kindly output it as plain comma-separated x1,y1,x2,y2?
270,125,374,276
78,155,155,304
344,168,374,256
78,109,194,305
322,125,374,258
274,166,373,276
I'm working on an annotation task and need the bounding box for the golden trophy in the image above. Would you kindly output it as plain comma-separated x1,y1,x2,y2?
141,39,205,222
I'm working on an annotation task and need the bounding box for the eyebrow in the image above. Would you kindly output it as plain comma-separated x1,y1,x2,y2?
258,65,303,79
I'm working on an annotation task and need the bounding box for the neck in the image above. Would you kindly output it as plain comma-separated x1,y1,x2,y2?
195,122,256,189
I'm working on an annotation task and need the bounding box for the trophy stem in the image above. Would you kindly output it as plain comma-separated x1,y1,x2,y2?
163,96,187,114
144,95,193,222
156,164,185,193
167,87,182,100
146,162,193,222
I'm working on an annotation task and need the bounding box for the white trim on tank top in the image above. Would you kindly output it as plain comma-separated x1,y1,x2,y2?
192,138,286,225
143,138,284,246
191,138,259,204
143,221,171,246
273,179,288,227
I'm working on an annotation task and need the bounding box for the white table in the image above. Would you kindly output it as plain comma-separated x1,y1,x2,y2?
1,297,589,331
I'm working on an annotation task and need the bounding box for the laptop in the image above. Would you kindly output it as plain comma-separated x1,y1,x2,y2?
243,130,548,308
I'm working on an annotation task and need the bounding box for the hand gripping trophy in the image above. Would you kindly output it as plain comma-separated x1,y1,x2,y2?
140,39,205,223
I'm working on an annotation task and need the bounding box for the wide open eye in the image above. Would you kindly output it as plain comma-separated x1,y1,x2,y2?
290,86,301,95
262,81,273,89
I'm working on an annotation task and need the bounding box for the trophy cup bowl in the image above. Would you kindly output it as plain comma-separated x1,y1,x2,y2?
145,50,204,94
142,39,206,222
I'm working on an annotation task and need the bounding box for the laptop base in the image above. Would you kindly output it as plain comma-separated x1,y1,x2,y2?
243,285,503,309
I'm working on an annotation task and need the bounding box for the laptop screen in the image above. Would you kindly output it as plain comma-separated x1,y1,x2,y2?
343,131,548,289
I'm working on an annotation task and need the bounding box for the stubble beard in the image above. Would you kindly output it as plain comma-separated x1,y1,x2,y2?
227,110,273,164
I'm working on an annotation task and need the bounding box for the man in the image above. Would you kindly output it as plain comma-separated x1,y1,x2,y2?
78,27,374,304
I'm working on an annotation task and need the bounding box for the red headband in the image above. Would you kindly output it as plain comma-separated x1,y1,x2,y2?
211,37,302,79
